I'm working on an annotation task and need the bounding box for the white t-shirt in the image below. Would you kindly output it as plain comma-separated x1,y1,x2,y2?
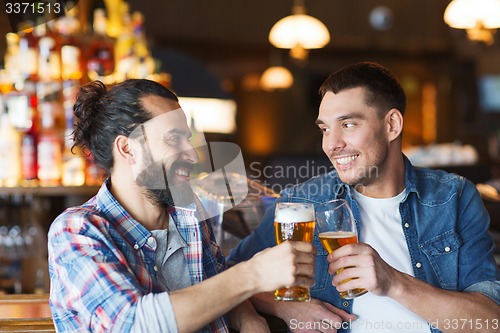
350,189,429,333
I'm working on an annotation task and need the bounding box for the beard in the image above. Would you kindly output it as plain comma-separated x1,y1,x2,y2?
334,145,388,188
135,159,195,208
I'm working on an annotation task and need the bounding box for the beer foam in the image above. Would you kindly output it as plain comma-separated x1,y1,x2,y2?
319,231,356,238
275,204,314,223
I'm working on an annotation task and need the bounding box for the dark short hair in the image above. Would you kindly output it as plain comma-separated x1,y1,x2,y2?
319,62,406,116
72,79,178,173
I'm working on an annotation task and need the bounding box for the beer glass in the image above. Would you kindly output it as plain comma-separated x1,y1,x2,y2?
274,202,315,301
315,199,367,299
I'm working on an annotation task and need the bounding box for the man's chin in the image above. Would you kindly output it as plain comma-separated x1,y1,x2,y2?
336,169,357,185
148,185,195,208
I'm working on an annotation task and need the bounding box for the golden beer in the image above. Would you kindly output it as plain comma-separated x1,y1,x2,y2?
274,203,315,302
319,231,367,299
274,221,315,244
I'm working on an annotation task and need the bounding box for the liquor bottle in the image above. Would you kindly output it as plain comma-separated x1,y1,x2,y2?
17,24,39,82
38,23,62,82
62,97,85,186
56,5,83,81
87,9,115,79
20,91,39,186
132,12,149,59
114,4,136,81
104,0,125,38
0,112,21,187
131,12,155,79
3,33,20,92
37,103,62,187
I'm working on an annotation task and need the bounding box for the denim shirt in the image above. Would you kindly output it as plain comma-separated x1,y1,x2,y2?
227,155,500,333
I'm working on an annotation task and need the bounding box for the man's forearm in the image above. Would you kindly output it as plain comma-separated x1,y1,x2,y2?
169,261,261,333
389,273,500,333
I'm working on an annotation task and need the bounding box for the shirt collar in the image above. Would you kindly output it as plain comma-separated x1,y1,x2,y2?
402,154,420,202
94,178,152,250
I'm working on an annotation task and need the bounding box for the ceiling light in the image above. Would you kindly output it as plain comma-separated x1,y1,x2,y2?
269,0,330,60
444,0,500,45
260,66,294,91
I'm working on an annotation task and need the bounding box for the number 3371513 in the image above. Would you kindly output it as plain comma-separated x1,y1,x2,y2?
5,2,61,15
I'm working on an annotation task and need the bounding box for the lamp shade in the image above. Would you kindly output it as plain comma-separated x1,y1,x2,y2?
444,0,500,29
269,14,330,49
260,66,294,91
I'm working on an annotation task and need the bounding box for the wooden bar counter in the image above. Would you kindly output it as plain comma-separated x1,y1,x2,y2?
0,294,54,332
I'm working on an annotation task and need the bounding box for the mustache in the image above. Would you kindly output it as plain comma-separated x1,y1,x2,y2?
330,151,360,158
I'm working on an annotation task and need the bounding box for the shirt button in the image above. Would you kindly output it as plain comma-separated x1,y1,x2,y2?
133,243,139,250
404,223,410,228
154,265,158,272
444,246,451,252
416,262,422,268
343,301,349,307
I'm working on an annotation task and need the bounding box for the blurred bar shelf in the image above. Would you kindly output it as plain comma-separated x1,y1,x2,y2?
0,186,100,197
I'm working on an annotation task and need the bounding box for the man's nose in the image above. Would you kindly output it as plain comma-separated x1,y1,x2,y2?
326,131,346,154
182,143,199,164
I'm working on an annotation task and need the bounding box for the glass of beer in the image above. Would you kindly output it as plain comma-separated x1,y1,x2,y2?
274,202,315,301
315,199,367,299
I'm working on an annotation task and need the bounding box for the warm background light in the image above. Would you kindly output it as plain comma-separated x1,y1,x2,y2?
444,0,500,44
260,66,294,91
179,97,237,134
269,0,330,60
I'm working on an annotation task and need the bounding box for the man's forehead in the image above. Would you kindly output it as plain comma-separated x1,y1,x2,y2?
131,107,189,139
141,94,180,116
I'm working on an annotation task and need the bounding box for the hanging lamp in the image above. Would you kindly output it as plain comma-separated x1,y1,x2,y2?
444,0,500,45
269,0,330,60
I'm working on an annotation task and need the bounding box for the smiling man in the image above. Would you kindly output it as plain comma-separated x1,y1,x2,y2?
227,62,500,333
47,79,317,333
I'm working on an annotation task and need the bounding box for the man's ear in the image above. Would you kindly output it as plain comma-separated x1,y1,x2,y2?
386,108,403,142
115,135,135,164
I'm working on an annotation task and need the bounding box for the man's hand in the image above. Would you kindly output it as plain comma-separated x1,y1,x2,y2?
327,243,400,297
228,300,271,333
248,241,316,293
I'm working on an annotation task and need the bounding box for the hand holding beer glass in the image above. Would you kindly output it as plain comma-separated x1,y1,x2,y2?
274,202,315,301
315,199,367,299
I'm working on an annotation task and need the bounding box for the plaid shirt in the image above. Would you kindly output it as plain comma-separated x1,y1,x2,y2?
48,180,229,333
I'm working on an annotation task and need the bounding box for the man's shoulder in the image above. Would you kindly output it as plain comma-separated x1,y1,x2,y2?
411,166,473,203
413,166,466,187
49,200,107,237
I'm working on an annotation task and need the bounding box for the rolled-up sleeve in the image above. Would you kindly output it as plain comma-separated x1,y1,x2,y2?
130,293,178,333
464,280,500,305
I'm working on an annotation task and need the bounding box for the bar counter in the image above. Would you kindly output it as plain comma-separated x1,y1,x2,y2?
0,294,54,332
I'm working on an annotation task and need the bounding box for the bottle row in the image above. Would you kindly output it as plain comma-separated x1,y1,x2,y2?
1,2,164,93
0,80,104,188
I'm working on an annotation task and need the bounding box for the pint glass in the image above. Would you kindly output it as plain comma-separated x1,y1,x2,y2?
274,202,315,301
315,199,367,299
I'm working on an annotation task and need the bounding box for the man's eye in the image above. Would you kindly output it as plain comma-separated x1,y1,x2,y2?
168,135,181,144
342,122,355,128
318,127,329,134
